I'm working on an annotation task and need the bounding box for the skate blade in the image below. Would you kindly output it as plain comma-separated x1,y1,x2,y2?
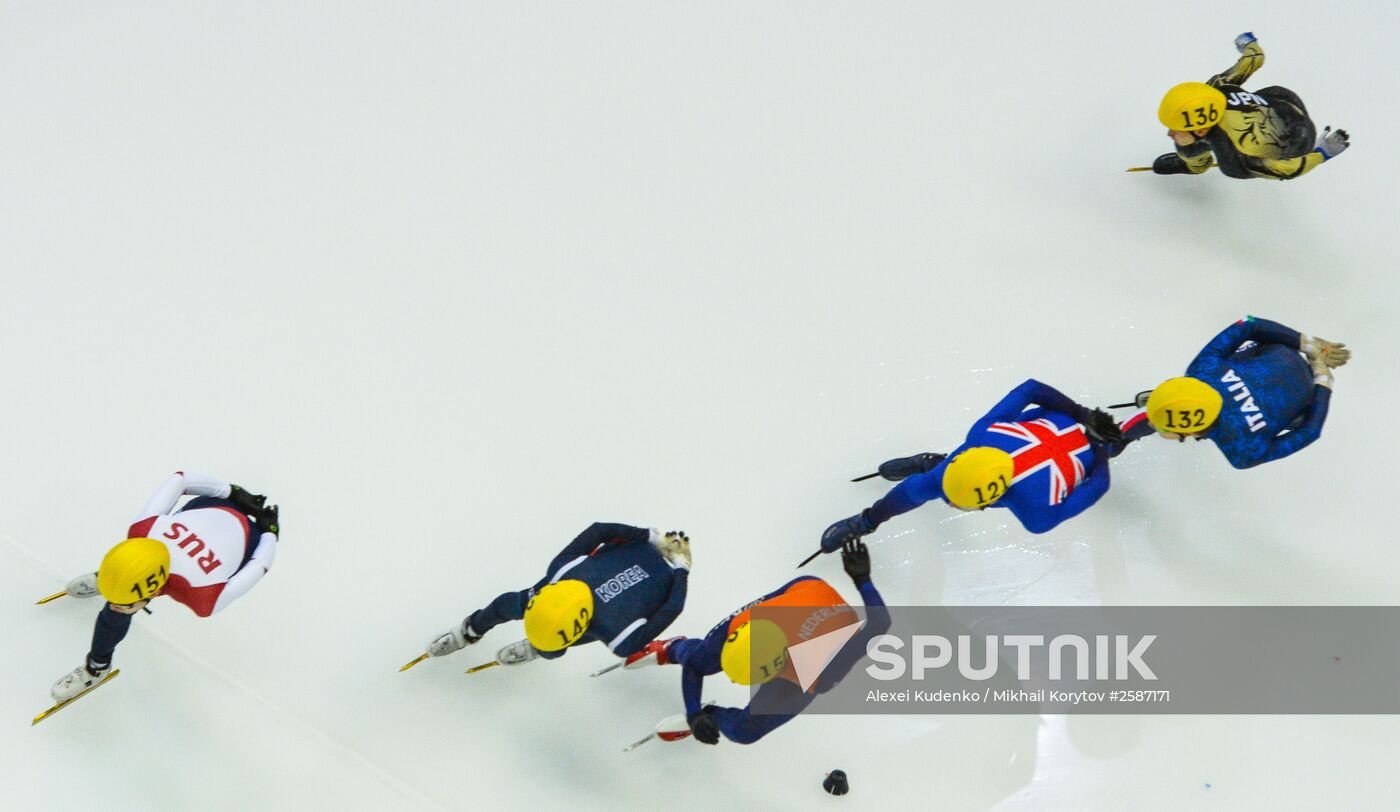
622,732,655,752
399,653,429,673
1125,166,1153,172
465,660,500,674
32,670,121,726
589,661,623,678
35,591,68,605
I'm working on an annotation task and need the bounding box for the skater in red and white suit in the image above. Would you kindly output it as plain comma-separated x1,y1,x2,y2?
49,472,279,702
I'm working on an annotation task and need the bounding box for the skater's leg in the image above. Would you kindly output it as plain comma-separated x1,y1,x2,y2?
469,588,531,636
87,604,134,671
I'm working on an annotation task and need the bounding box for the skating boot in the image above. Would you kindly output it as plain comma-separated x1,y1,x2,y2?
427,618,483,657
496,639,539,666
877,452,946,481
51,660,111,703
64,572,100,599
624,638,679,670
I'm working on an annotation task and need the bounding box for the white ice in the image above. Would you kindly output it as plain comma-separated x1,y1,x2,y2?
2,2,1398,810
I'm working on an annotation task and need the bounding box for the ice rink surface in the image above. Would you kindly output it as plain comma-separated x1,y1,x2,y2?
3,2,1398,809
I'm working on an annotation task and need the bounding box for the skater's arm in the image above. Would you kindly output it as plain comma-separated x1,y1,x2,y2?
609,570,689,658
856,578,885,610
1197,316,1302,361
813,586,891,695
1208,39,1265,87
713,682,810,745
1242,317,1304,348
210,532,277,614
1005,379,1100,425
973,379,1049,427
681,663,706,716
135,472,232,520
468,587,534,637
1239,385,1331,468
1018,446,1110,534
971,379,1095,430
1120,409,1155,444
545,523,650,573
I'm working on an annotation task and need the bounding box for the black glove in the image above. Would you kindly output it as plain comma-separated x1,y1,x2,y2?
229,484,267,516
687,707,720,745
841,539,872,583
1081,408,1124,446
258,504,280,537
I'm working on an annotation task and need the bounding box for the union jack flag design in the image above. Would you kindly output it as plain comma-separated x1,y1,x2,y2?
985,418,1092,505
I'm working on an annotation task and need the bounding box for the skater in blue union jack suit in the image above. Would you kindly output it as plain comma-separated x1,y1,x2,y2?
817,379,1125,555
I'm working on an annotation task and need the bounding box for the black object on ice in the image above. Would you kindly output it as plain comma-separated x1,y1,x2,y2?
823,769,849,796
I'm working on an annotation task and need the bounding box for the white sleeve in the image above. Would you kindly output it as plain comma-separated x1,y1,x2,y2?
134,472,232,521
210,532,276,615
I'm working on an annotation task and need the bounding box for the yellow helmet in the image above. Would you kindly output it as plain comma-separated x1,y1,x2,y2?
941,447,1015,509
524,580,594,652
97,538,170,604
1146,377,1222,434
721,619,790,686
1158,82,1227,131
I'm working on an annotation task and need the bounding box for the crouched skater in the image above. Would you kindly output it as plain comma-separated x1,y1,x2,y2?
623,540,888,745
422,522,691,667
51,471,279,703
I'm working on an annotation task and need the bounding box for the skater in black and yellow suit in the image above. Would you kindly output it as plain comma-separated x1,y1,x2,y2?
1149,32,1350,180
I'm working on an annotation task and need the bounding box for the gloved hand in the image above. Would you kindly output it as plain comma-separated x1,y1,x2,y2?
654,531,692,571
821,511,876,553
1079,408,1125,446
1314,126,1350,160
687,707,721,745
1234,31,1257,52
229,484,267,516
258,504,280,536
1311,353,1334,389
1302,335,1350,368
841,539,872,584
